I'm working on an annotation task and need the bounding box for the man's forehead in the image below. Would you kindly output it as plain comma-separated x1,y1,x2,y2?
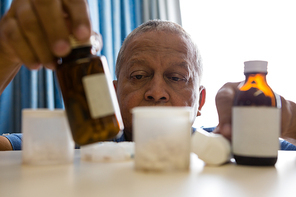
128,31,189,50
120,31,198,77
127,57,191,70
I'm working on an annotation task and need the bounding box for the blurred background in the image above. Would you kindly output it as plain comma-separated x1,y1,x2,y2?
181,0,296,128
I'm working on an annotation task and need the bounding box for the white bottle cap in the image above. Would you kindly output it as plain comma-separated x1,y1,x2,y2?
244,60,268,73
191,128,231,166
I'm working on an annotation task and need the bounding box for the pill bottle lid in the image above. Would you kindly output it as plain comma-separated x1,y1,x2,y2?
244,60,268,73
69,35,91,48
69,34,102,52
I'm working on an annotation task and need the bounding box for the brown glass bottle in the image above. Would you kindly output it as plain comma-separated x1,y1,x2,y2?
56,37,123,146
232,60,281,166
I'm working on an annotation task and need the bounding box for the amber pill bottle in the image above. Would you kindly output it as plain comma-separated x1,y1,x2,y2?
56,36,123,146
232,60,281,166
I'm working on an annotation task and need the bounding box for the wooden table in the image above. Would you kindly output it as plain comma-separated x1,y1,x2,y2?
0,150,295,197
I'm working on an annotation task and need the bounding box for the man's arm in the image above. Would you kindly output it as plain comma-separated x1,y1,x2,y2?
279,97,296,144
0,136,13,151
214,82,296,145
0,36,24,94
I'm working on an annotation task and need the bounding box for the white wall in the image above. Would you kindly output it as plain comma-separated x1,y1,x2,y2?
180,0,296,128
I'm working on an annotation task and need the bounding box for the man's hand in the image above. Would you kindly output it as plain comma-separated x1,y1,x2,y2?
214,82,296,145
213,82,240,141
0,0,92,70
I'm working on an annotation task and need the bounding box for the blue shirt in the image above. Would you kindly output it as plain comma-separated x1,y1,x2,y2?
3,133,22,150
3,127,296,151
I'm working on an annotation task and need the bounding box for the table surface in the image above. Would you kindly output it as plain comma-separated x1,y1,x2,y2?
0,150,295,197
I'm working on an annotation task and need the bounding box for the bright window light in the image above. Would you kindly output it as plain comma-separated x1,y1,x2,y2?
180,0,296,128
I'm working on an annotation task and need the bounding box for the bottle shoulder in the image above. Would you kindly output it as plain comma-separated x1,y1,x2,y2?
57,46,96,64
57,53,104,75
233,74,279,107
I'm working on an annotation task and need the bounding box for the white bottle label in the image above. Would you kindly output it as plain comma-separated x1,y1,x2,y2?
232,107,280,157
82,73,115,118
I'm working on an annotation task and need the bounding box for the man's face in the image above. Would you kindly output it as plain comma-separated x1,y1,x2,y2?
114,31,200,140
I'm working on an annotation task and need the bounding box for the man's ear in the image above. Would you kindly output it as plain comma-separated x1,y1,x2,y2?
113,80,118,91
197,86,206,116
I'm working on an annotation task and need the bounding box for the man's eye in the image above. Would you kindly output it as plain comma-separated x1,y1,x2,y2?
131,75,144,80
130,70,148,80
168,75,187,82
135,75,143,79
171,77,182,81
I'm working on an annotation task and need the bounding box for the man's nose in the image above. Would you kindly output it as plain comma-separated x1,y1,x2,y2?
144,76,169,103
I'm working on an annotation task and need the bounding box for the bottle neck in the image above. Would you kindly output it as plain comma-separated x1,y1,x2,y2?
245,72,267,76
59,46,93,64
244,72,267,83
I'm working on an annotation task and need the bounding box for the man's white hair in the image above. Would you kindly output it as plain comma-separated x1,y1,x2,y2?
115,20,203,83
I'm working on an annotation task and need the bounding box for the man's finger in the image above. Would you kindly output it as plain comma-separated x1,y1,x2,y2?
215,82,239,125
213,82,240,141
62,0,91,41
16,3,55,69
213,124,231,141
31,0,71,57
1,17,41,69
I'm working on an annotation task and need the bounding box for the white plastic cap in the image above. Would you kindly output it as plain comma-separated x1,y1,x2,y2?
191,128,231,166
244,60,268,73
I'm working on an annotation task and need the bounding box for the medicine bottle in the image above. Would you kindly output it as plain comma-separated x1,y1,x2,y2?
232,60,281,166
56,35,124,146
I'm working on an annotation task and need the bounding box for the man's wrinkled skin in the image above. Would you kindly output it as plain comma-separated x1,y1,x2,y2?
114,31,205,140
